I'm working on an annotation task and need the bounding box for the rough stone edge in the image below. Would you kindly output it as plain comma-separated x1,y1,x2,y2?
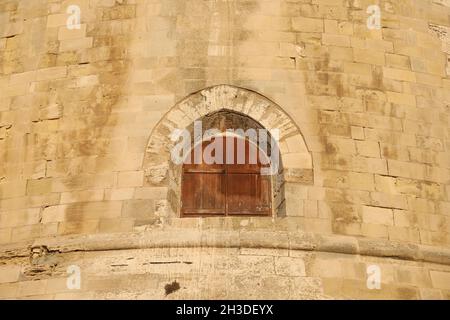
1,230,450,266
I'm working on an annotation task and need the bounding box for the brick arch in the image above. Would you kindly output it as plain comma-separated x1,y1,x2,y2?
143,85,313,216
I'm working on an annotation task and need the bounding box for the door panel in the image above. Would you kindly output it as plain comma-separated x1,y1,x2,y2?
227,173,257,214
184,138,225,171
181,136,272,217
257,175,271,213
181,173,226,216
225,136,269,173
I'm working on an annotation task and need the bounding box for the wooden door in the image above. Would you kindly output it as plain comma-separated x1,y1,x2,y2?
181,136,271,217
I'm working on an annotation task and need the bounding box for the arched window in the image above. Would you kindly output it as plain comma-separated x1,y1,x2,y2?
144,86,314,219
181,135,272,217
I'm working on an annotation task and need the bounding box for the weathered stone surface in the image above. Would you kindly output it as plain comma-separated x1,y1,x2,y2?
0,0,449,300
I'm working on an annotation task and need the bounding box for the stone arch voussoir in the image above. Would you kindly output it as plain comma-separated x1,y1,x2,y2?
143,85,313,188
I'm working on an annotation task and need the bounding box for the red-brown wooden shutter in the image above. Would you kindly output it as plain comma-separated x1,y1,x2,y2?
181,136,271,217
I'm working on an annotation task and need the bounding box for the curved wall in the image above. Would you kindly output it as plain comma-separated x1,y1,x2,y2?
0,0,449,299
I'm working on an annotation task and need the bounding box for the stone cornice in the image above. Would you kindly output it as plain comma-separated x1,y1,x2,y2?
1,229,449,266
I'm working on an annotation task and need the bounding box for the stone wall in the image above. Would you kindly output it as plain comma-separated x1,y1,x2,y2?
0,0,449,299
1,229,450,299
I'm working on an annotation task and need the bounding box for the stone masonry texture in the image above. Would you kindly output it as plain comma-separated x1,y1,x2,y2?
0,0,450,299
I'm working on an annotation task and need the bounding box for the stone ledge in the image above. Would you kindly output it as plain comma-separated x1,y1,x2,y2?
0,229,450,266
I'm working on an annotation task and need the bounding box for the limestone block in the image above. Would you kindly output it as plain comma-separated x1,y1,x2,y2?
59,37,93,52
284,168,314,185
0,126,7,140
283,134,308,153
326,137,356,155
285,187,304,218
275,257,306,277
36,67,67,81
58,24,87,40
419,288,443,300
54,292,95,300
26,179,53,196
0,208,40,228
322,34,350,47
0,22,23,38
371,192,408,210
75,75,99,88
318,201,332,219
292,17,324,33
0,283,18,299
52,174,115,192
356,140,380,158
122,199,156,220
9,71,37,85
47,14,68,28
11,224,43,242
408,198,435,214
99,218,134,233
0,265,21,284
105,188,134,201
42,201,122,223
393,210,417,228
358,157,388,175
349,172,375,191
58,219,99,235
351,126,365,140
134,187,168,200
0,84,28,98
60,190,104,204
117,171,144,188
0,228,11,244
374,175,398,194
430,271,450,290
388,226,420,243
283,153,313,169
362,206,394,226
361,223,388,239
0,180,27,199
386,53,411,69
144,163,169,185
310,255,343,278
45,277,76,295
353,48,385,65
388,160,425,180
381,144,410,161
304,200,318,218
38,104,63,120
387,91,417,106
